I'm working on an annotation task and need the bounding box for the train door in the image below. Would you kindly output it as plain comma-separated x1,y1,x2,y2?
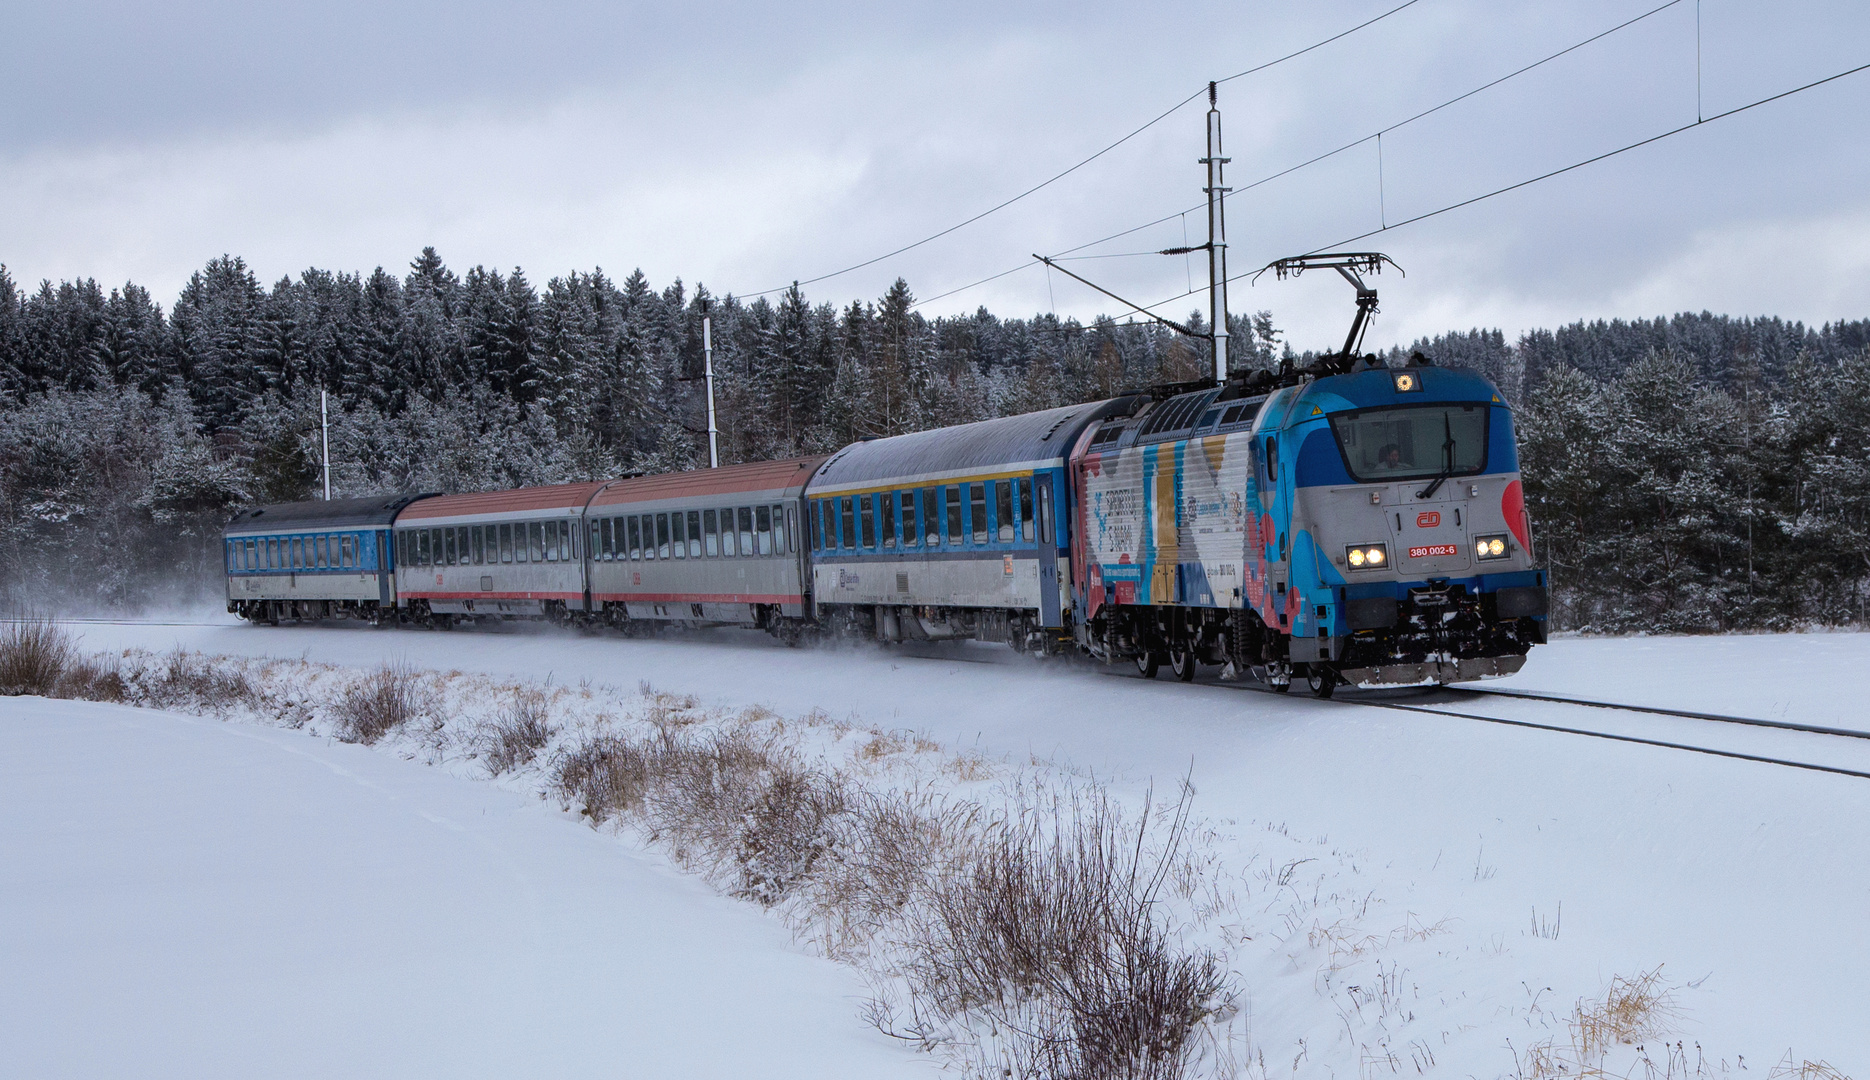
376,529,394,604
1036,472,1061,627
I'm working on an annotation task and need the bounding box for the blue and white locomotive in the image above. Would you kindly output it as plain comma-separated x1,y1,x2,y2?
1070,354,1545,697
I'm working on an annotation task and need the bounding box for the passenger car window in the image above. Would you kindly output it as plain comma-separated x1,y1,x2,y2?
946,486,962,545
738,506,754,555
670,513,685,559
1019,478,1035,542
769,505,785,555
757,505,773,555
996,481,1014,543
970,483,988,545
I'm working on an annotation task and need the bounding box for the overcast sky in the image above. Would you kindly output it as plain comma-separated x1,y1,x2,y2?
3,0,1866,352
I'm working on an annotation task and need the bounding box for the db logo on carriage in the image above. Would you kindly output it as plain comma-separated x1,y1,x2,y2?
1416,512,1441,528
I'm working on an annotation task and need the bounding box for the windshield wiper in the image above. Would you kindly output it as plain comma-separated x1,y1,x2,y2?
1415,413,1457,499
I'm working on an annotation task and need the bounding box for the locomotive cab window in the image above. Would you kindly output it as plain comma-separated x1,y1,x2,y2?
1329,404,1489,483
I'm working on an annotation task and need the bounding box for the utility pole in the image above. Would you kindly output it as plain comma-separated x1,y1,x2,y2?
320,388,331,500
1203,81,1231,384
702,311,720,468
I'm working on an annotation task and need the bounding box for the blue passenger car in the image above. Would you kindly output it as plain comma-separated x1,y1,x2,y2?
804,400,1137,650
225,494,434,623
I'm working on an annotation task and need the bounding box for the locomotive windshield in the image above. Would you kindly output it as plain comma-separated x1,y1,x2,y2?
1329,403,1489,483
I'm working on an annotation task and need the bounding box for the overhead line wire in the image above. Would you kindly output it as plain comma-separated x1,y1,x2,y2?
746,0,1426,300
1306,59,1870,253
1234,0,1688,198
1119,59,1870,320
911,0,1689,312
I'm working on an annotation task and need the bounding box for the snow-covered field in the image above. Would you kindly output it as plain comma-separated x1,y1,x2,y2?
0,694,935,1080
13,618,1870,1077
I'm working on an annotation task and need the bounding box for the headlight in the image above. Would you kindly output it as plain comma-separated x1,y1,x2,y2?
1345,543,1388,569
1474,534,1510,560
1392,372,1422,393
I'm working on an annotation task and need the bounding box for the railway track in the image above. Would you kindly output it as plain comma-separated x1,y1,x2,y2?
1341,685,1870,781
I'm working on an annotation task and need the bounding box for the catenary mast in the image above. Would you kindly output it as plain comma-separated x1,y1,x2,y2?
1204,81,1231,384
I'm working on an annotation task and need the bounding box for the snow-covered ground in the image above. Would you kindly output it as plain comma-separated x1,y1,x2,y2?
0,694,935,1080
33,618,1870,1075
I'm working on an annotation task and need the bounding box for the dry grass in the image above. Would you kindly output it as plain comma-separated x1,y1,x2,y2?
0,618,76,696
1572,968,1676,1060
554,722,1226,1079
1769,1054,1854,1080
333,660,422,744
1517,967,1681,1079
482,686,555,773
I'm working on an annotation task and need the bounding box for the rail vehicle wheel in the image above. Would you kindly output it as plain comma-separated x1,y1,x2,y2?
1307,667,1338,699
1135,652,1162,679
1169,649,1197,682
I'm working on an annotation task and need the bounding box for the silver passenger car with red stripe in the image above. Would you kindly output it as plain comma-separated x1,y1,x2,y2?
393,481,604,623
584,457,823,632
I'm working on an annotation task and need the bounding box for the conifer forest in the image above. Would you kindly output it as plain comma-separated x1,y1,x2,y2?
3,249,1868,632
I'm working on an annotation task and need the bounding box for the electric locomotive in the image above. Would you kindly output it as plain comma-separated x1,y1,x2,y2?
1067,254,1546,697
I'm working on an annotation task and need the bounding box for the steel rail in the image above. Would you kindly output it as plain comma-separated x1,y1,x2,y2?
1344,698,1870,781
1450,686,1870,741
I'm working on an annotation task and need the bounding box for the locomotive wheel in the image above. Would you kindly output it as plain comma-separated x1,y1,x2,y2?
1169,649,1197,682
1135,652,1161,679
1307,667,1338,699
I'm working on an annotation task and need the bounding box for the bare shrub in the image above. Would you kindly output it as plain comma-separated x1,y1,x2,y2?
809,791,979,951
558,735,652,819
334,660,421,744
483,686,556,774
553,726,1229,1079
119,649,260,712
57,653,126,702
906,786,1226,1080
734,762,849,905
0,618,75,696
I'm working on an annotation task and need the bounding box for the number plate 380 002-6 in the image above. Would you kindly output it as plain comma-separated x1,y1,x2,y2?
1408,544,1459,559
